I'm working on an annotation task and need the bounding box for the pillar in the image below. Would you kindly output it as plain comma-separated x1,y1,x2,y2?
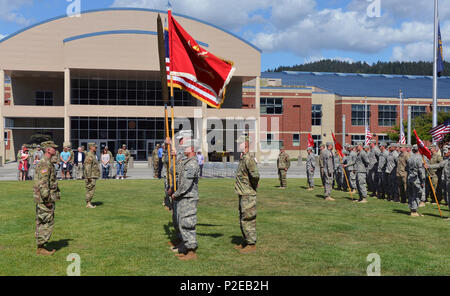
64,68,71,144
255,76,261,161
0,69,5,165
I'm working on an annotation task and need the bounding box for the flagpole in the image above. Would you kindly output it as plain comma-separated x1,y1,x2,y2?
365,97,368,144
433,0,439,142
399,90,404,143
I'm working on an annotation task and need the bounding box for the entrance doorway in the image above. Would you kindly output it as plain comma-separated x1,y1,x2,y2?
147,140,160,161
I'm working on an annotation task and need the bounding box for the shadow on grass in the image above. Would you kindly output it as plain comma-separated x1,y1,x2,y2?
230,235,244,246
92,201,103,207
198,233,223,238
164,222,177,241
393,209,411,216
46,239,72,251
423,212,447,219
198,224,222,227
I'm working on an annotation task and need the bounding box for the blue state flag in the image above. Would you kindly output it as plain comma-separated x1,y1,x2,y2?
437,23,445,77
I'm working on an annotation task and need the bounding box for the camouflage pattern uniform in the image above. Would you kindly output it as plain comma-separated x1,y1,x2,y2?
152,146,160,178
425,150,443,203
50,150,61,179
346,148,357,190
277,150,290,188
334,152,343,190
385,146,399,201
396,148,410,203
33,151,60,248
355,146,370,201
428,147,449,207
367,145,380,195
377,146,389,199
322,148,334,198
83,148,100,203
306,149,316,189
406,150,426,212
173,155,200,250
123,148,131,177
235,151,260,245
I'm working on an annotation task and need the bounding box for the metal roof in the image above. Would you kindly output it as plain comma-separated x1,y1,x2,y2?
261,71,450,99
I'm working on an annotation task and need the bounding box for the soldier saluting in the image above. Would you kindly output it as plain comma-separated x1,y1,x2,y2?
84,143,100,209
234,135,260,254
34,141,60,256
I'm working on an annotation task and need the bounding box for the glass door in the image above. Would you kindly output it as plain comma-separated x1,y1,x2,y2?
147,140,158,161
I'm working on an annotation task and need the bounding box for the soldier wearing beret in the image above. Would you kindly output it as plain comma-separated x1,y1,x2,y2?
33,141,60,256
84,143,100,208
277,145,290,189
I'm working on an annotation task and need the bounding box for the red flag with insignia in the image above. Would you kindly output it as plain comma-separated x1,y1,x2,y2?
414,129,432,160
307,133,314,148
332,132,344,158
168,10,235,108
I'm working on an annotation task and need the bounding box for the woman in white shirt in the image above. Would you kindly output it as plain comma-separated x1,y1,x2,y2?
101,149,111,179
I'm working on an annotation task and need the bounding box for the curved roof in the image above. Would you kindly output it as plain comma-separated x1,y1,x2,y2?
262,71,450,99
0,8,260,76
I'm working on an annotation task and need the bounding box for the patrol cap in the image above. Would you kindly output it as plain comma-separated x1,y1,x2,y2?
363,145,370,149
307,147,313,151
63,141,72,148
88,142,97,148
319,143,325,148
41,141,58,149
428,144,437,150
36,145,41,148
181,139,200,150
406,144,412,149
379,142,387,147
412,144,419,151
399,144,406,148
347,144,354,149
326,142,333,146
356,142,364,147
156,143,161,148
176,130,193,140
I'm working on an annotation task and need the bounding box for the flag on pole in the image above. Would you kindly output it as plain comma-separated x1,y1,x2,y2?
399,121,406,144
307,133,314,148
365,126,373,145
332,132,344,158
414,129,432,160
437,23,445,77
167,10,235,108
429,118,450,142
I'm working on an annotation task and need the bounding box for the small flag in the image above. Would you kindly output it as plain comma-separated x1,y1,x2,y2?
429,118,450,143
414,129,432,160
332,132,343,158
399,121,406,144
365,126,373,146
168,10,235,108
437,23,445,77
307,133,314,148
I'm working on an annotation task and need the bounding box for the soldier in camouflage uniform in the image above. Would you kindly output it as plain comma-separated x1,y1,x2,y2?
34,141,60,256
50,148,61,180
425,145,443,204
425,145,450,220
334,150,343,191
367,140,380,197
152,144,160,179
377,142,388,199
306,147,316,191
353,143,370,203
396,144,410,204
122,144,131,178
318,143,326,187
322,142,335,201
406,145,426,217
277,146,290,189
385,144,399,201
345,145,357,193
234,135,260,254
84,143,100,208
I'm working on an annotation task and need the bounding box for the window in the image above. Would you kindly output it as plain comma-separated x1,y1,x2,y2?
411,106,426,119
351,105,371,126
292,134,300,147
36,91,53,106
312,134,321,155
260,98,283,115
261,133,283,149
438,106,450,114
378,105,397,126
4,131,7,147
351,135,365,146
312,105,322,126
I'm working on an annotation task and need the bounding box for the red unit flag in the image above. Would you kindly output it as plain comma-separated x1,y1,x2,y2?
414,129,432,160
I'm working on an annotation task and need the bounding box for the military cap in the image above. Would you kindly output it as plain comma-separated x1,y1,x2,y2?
122,143,127,147
347,144,354,149
443,146,449,154
406,144,412,148
156,143,160,148
428,144,437,150
319,143,325,148
412,144,419,151
63,141,72,148
41,141,58,149
176,130,193,140
307,147,313,151
181,139,200,150
399,144,406,148
356,142,364,147
326,142,333,146
370,139,376,144
363,145,370,149
379,142,387,147
88,142,97,148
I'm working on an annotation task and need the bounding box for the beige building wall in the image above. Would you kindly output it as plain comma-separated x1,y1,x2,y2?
311,92,336,147
11,76,64,106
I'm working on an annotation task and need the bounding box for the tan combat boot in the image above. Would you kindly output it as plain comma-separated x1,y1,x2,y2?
86,202,96,208
325,196,335,201
359,198,368,203
239,244,256,254
410,211,420,217
418,202,426,207
36,246,56,256
177,250,197,261
234,243,246,250
306,188,314,191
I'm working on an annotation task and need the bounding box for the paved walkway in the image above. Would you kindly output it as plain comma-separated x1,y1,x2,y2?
0,161,319,181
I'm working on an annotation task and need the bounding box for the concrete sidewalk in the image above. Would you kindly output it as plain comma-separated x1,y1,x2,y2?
0,161,319,181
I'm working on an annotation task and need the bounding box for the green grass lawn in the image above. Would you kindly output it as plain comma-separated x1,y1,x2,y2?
0,178,449,276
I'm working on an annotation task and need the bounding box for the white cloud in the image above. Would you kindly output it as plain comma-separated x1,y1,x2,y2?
0,0,33,26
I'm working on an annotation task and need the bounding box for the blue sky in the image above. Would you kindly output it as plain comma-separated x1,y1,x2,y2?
0,0,448,71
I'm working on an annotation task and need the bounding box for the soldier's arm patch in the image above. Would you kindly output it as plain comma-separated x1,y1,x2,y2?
40,168,48,174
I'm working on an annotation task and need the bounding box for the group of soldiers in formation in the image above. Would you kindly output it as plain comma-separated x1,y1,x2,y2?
162,132,260,260
302,140,450,218
32,141,131,255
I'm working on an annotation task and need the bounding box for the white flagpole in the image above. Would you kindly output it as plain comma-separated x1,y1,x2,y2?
433,0,439,143
399,90,404,142
365,97,368,144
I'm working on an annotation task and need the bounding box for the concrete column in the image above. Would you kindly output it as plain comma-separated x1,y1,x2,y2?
201,102,208,161
64,68,71,143
255,76,261,161
0,69,4,166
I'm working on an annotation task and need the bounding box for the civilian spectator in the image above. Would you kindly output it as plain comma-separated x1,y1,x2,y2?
74,147,85,180
60,146,72,180
158,143,164,179
116,149,126,179
197,151,204,177
18,148,29,181
101,148,111,179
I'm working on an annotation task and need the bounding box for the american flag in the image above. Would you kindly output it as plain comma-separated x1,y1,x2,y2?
429,119,450,143
399,121,406,144
365,127,373,145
